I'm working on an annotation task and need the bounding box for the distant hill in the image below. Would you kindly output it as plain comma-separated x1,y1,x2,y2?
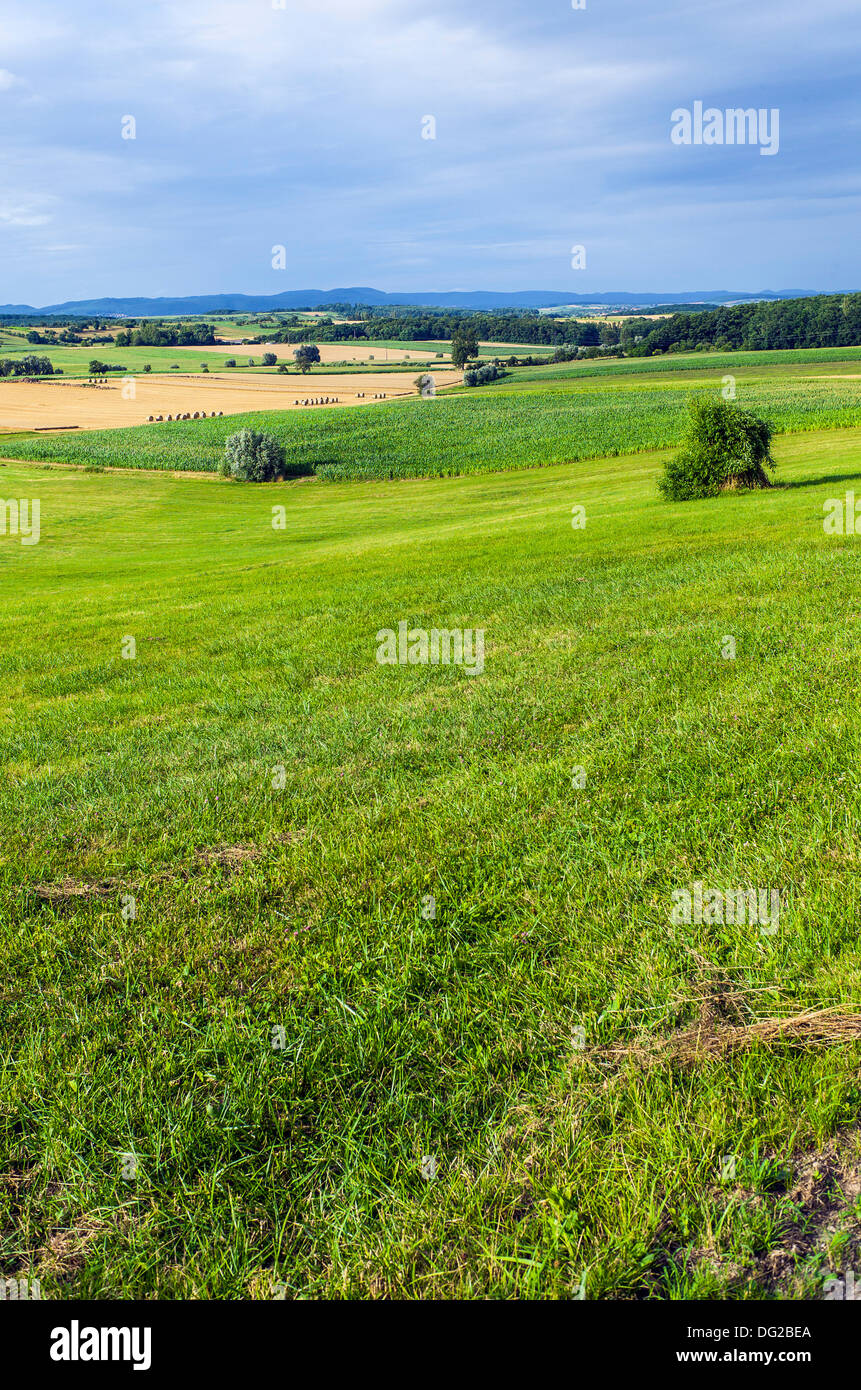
0,287,832,317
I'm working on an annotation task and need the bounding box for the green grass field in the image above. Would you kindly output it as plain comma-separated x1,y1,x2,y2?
3,424,861,1298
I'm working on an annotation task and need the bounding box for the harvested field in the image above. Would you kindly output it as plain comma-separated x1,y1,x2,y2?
172,341,446,363
0,368,462,432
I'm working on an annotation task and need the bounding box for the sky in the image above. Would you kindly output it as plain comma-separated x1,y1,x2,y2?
1,0,859,304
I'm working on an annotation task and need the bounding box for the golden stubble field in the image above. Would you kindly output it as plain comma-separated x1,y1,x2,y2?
0,368,462,432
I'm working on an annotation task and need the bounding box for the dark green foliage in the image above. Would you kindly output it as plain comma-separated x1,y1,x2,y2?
634,292,861,357
0,354,54,377
451,329,479,369
114,321,217,348
659,396,776,501
294,344,321,373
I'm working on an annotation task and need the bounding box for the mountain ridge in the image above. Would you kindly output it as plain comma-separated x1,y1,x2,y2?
0,287,836,317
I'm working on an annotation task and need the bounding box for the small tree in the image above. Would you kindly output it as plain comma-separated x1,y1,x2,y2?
451,329,479,369
225,358,236,368
294,344,321,373
220,428,286,482
451,335,469,369
262,352,277,367
659,396,776,501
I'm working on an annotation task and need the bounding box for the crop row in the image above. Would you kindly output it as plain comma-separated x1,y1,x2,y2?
2,377,859,481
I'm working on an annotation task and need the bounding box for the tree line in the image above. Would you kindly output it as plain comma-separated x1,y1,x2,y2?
629,293,861,356
0,355,55,377
114,322,217,347
260,310,613,348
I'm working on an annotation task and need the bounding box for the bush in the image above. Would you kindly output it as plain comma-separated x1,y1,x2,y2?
262,352,277,367
224,358,236,368
464,363,503,388
220,428,286,482
658,396,776,501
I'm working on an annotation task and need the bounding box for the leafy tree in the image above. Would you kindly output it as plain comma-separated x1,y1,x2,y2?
451,335,468,369
451,329,479,369
220,429,286,482
659,396,776,501
294,344,321,373
224,358,236,368
262,352,277,367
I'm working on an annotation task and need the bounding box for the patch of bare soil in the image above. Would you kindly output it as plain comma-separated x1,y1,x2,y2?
193,843,262,868
32,877,119,903
28,833,306,903
674,1137,861,1299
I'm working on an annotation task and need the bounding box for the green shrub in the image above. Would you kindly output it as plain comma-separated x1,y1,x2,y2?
659,396,776,501
220,428,286,482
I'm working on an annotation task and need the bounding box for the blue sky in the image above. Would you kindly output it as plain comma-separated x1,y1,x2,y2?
1,0,859,303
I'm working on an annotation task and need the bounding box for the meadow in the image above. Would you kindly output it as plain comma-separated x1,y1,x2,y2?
3,426,861,1298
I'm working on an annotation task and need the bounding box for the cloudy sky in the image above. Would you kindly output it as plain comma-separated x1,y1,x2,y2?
1,0,859,303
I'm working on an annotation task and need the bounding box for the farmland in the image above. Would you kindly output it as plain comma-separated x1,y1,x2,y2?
2,355,859,478
0,330,545,382
3,425,861,1299
0,368,461,434
0,341,453,379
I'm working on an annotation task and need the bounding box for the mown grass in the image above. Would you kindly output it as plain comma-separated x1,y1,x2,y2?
2,428,861,1298
2,368,859,479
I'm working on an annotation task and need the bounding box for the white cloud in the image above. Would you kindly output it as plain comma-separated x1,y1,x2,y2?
0,199,52,227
